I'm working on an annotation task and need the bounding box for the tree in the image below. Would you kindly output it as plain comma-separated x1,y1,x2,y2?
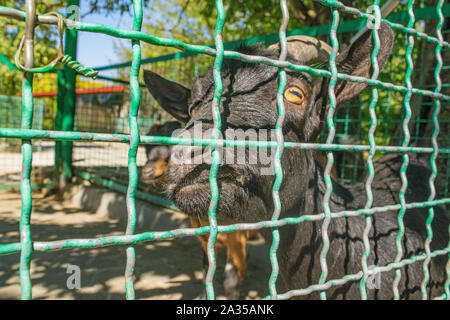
0,0,152,96
0,0,62,95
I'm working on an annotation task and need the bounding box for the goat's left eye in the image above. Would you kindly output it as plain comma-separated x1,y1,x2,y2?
284,86,306,105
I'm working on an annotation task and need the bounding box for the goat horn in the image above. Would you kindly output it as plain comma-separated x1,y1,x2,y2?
268,36,333,64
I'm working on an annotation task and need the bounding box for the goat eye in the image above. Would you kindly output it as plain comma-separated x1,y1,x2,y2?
188,106,196,118
284,86,306,105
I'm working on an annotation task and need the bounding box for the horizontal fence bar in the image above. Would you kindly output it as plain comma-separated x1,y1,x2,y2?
0,243,21,255
2,235,447,301
0,183,56,191
0,51,19,70
271,246,450,300
1,198,448,255
1,128,450,154
315,0,449,47
1,3,448,52
95,52,199,71
92,3,450,71
1,6,449,101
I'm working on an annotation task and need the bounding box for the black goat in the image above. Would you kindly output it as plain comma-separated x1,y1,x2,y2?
141,120,259,300
143,23,449,299
140,121,337,299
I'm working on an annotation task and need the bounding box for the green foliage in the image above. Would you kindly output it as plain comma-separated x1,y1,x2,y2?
0,0,62,96
117,0,315,62
82,0,151,17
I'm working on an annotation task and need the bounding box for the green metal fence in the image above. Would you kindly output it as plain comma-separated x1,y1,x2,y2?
2,3,449,196
71,5,450,201
0,0,449,300
0,95,53,190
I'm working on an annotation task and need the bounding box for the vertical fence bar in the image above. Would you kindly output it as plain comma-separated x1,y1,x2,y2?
445,241,450,299
124,0,143,300
393,0,415,299
360,1,381,300
55,69,65,187
318,7,339,300
60,0,79,186
268,0,288,299
421,0,443,300
19,0,36,300
204,0,225,300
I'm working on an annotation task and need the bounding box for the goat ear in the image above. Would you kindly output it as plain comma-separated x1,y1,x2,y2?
333,22,394,105
143,70,191,123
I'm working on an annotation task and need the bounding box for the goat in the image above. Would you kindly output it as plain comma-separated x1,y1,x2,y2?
142,23,449,299
140,121,337,300
141,120,259,300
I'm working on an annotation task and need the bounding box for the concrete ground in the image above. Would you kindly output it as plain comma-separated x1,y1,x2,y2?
0,188,270,300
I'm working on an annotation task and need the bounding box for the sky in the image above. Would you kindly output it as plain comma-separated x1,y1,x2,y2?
76,1,143,70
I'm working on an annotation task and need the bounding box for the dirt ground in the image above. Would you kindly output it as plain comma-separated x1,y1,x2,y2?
0,190,270,300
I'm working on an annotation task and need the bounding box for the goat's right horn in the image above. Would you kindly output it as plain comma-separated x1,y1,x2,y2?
268,36,332,64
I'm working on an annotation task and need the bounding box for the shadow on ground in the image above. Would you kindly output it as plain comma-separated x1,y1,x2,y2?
0,190,269,300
